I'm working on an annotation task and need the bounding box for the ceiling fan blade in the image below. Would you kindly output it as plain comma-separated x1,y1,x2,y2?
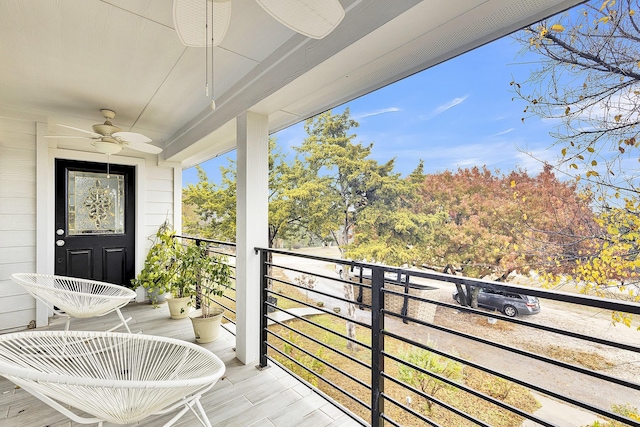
113,131,152,144
44,135,94,139
55,124,101,138
127,140,163,154
255,0,345,39
173,0,231,47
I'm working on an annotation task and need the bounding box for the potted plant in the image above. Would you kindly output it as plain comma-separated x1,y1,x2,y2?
185,241,232,343
165,242,194,319
131,221,179,306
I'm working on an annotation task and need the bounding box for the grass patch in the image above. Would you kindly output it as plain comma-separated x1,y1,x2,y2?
523,344,615,371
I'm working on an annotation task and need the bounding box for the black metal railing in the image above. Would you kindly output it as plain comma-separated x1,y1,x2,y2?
257,247,640,427
175,235,237,335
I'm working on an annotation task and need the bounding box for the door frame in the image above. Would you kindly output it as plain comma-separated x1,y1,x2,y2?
36,124,148,326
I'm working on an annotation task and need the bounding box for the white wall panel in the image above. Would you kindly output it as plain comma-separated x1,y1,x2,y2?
0,116,36,332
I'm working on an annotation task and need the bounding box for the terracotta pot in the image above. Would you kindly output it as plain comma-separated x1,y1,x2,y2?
167,296,191,319
189,307,224,343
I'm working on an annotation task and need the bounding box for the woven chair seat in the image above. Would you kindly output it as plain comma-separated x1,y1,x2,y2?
11,273,136,332
0,331,225,426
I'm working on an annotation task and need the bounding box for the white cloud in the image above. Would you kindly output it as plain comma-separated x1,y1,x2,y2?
434,95,468,115
490,128,514,137
354,107,401,120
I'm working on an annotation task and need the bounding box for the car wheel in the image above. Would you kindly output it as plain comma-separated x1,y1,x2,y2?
503,305,517,317
454,294,462,305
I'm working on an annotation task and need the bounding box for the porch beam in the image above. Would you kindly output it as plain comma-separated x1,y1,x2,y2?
235,111,269,364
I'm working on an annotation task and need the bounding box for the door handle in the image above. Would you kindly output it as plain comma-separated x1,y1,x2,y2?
56,240,65,247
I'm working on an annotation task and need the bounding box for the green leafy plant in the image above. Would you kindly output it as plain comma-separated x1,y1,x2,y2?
184,241,232,318
131,221,182,303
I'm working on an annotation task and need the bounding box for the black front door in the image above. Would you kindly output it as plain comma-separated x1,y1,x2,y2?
54,159,135,286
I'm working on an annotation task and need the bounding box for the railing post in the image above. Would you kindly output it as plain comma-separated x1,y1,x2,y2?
371,265,385,427
258,249,269,369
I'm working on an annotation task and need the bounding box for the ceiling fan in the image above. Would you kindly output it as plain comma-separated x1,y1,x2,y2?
173,0,345,47
46,109,163,155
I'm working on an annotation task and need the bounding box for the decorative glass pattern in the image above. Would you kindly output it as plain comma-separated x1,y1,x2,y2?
68,171,125,235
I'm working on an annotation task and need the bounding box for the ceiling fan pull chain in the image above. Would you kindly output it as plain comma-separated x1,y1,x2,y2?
210,0,216,110
106,154,111,179
205,0,209,97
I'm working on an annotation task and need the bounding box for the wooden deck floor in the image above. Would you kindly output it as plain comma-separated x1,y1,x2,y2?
0,302,362,427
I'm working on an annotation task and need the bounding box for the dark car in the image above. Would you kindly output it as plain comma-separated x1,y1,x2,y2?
452,286,541,317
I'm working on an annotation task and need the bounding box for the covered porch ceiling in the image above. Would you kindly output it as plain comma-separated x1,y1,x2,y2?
0,0,583,168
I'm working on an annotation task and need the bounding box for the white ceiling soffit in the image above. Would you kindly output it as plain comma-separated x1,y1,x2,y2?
166,0,584,166
0,0,584,166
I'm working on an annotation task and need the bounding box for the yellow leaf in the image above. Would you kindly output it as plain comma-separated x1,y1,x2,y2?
587,147,595,152
591,160,597,166
600,0,609,12
599,16,610,23
614,114,622,122
565,106,571,115
523,214,528,220
630,9,635,16
550,24,565,32
510,180,516,188
561,147,567,156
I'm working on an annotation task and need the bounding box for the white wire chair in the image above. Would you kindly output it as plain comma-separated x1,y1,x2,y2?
11,273,137,333
0,330,225,426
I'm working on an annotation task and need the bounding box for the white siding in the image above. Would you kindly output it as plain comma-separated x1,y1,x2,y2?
0,115,181,331
0,117,36,332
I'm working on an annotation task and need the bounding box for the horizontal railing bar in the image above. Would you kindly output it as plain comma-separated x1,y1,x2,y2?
256,248,640,426
379,414,403,427
266,270,373,312
176,235,237,247
382,376,492,427
265,356,370,426
265,329,372,391
266,316,371,370
383,352,553,427
212,300,235,316
383,308,640,391
383,288,640,354
381,392,444,427
257,247,640,314
264,298,371,351
266,286,372,330
268,261,372,294
267,273,367,308
384,330,637,425
384,353,553,426
265,344,371,412
221,322,235,336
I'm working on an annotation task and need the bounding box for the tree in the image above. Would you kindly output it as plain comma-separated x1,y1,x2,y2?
413,166,595,308
512,0,640,308
295,108,422,350
183,139,304,247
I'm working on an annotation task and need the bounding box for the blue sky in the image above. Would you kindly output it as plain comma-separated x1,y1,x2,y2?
183,33,560,187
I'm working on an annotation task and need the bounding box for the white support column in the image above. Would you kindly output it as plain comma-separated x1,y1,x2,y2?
35,122,52,327
236,111,269,365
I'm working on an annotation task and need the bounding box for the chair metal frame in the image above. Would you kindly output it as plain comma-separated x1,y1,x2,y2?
0,330,225,426
11,273,137,332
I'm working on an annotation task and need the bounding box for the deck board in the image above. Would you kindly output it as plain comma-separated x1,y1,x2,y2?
0,302,362,427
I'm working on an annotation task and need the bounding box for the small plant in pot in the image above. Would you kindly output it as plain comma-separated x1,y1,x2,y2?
165,242,195,319
185,241,232,343
131,221,179,306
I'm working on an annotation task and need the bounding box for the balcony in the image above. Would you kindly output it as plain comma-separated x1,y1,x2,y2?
1,241,639,427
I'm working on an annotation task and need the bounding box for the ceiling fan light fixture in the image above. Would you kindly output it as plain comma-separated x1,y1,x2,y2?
92,140,124,155
255,0,345,39
173,0,231,47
